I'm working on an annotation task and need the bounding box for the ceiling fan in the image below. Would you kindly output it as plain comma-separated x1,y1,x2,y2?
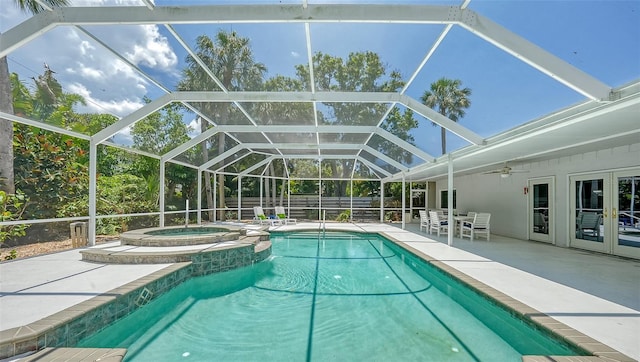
482,164,528,178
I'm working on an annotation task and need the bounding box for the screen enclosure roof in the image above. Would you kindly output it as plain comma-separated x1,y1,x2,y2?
1,1,638,182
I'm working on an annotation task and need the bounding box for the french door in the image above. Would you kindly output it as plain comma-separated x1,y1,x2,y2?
570,169,640,259
529,177,554,243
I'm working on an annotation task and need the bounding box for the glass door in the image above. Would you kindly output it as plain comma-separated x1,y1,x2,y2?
570,169,640,259
570,174,610,253
529,177,554,243
612,171,640,259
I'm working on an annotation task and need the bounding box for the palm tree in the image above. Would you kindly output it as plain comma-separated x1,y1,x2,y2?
0,0,69,194
178,31,265,220
420,77,472,155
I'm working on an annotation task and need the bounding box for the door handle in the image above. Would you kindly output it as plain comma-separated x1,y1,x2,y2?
613,208,617,218
603,208,608,218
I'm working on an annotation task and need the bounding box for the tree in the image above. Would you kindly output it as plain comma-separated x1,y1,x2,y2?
294,51,408,196
14,126,89,219
11,67,88,219
178,31,266,220
0,0,70,194
130,100,194,208
420,77,472,155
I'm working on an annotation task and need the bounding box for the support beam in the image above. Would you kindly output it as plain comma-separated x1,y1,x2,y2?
76,26,170,94
0,4,611,102
169,91,400,103
210,151,253,173
401,95,485,146
380,182,385,223
357,158,391,178
200,144,244,171
373,128,436,162
239,156,275,176
447,154,454,246
1,5,455,58
93,94,172,144
0,112,90,140
362,145,410,171
88,141,97,246
197,169,202,225
401,174,406,230
163,126,220,161
212,171,217,222
206,125,379,134
458,10,611,101
159,162,165,227
237,176,242,221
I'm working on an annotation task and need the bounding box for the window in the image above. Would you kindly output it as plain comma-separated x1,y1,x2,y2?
440,189,456,209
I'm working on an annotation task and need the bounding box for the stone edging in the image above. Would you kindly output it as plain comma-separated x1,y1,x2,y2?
120,225,245,247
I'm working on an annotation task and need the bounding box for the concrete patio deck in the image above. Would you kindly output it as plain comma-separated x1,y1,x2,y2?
1,222,638,361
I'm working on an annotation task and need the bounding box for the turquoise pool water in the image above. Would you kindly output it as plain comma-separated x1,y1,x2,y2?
79,231,582,361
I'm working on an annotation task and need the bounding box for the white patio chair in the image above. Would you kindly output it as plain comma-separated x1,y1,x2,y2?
253,206,282,226
419,210,429,232
460,212,491,241
275,206,297,225
428,211,448,236
418,210,429,231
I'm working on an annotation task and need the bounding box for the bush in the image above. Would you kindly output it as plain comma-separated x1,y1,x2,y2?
336,210,351,222
0,190,30,245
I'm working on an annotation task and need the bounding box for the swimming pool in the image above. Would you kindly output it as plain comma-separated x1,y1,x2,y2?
79,231,583,361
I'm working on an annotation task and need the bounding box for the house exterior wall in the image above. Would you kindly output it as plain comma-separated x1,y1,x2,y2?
434,142,640,247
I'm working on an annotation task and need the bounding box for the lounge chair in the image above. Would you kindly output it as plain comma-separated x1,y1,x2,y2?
577,212,601,240
460,212,491,241
419,210,429,232
274,206,297,225
253,206,282,226
428,211,448,236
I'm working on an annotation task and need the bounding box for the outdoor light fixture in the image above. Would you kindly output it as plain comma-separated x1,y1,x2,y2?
501,173,510,178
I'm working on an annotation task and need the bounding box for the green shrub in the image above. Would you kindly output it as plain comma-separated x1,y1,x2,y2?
0,190,30,245
336,210,351,222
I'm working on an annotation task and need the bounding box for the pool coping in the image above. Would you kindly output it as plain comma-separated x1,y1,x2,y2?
120,225,245,247
18,347,127,361
381,232,635,362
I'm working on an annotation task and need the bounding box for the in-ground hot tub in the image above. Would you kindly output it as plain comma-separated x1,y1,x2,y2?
120,225,246,247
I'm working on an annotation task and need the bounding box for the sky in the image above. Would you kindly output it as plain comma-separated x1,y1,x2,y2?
1,0,639,162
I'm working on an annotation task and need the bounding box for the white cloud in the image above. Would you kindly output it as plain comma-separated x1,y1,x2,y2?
78,40,95,56
291,51,300,58
125,25,178,70
77,64,105,81
7,19,179,120
67,83,144,117
187,117,201,139
113,126,133,146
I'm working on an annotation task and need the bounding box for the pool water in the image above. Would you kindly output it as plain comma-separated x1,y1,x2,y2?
79,231,581,361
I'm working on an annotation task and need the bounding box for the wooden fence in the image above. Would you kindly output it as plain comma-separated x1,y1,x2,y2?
221,196,402,222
